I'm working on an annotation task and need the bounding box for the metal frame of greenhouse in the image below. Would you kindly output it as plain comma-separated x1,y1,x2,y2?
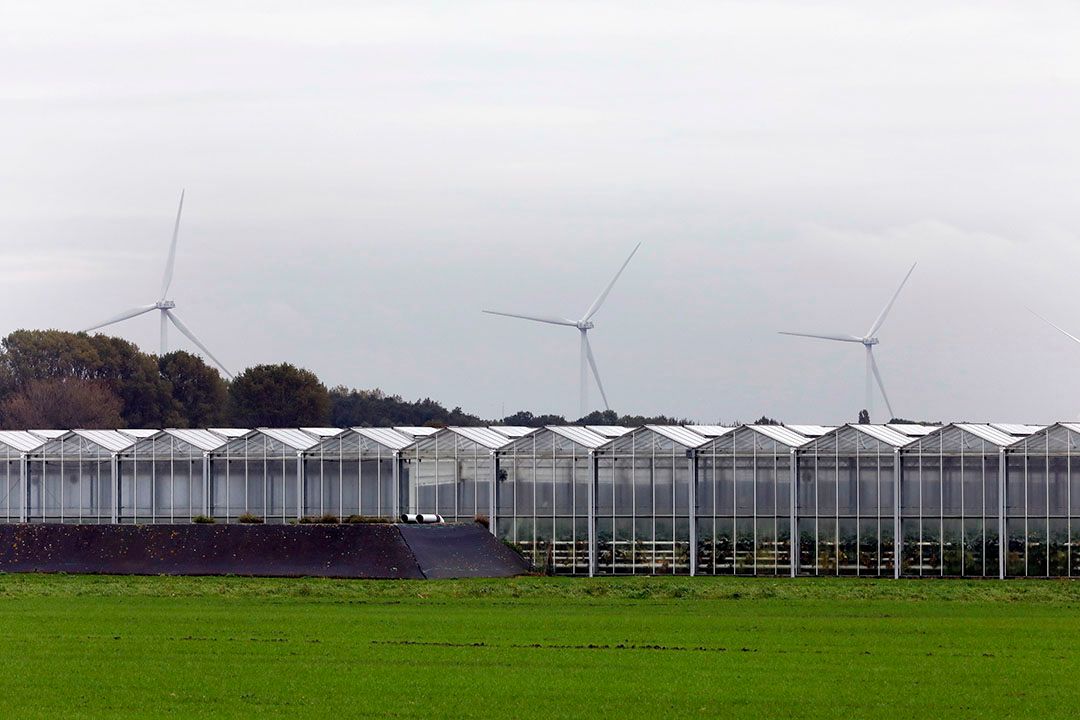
7,421,1080,578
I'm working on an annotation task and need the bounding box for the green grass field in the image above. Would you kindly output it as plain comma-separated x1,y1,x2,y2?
1,575,1079,718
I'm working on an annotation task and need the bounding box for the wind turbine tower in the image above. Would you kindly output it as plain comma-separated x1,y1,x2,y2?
83,191,233,378
484,243,641,418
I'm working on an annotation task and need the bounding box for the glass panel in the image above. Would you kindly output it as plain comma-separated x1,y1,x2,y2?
837,518,858,576
836,458,857,516
1049,518,1069,577
942,518,962,576
1006,518,1025,576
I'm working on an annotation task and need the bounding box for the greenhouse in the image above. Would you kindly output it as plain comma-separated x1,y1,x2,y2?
116,429,229,523
1002,423,1080,577
301,427,412,520
897,424,1041,577
695,425,815,576
24,430,141,523
0,431,48,522
796,424,919,578
495,426,611,574
403,427,518,524
592,425,709,575
207,428,323,522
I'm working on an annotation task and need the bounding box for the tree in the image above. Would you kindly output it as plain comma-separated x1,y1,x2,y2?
229,363,331,427
857,409,870,424
328,386,486,427
159,351,228,427
0,378,123,429
0,330,181,427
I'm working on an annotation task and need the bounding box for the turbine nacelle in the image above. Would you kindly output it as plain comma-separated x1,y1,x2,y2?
155,300,176,310
576,321,595,331
861,337,879,346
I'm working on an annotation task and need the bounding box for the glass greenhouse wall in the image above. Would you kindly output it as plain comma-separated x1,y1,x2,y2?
495,426,602,574
116,430,224,523
0,432,45,522
301,428,407,519
404,427,506,523
695,426,808,576
24,431,131,523
1002,423,1080,577
897,425,1017,577
796,425,908,577
592,426,702,575
208,429,318,522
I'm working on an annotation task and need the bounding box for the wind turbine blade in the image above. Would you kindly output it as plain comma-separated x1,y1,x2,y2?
83,304,158,332
867,349,895,420
160,190,184,300
582,242,641,322
777,331,863,343
1028,308,1080,346
482,310,577,326
165,310,233,378
582,333,610,411
866,262,917,337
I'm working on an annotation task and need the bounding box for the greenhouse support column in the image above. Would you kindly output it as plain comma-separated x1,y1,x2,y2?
19,454,29,523
296,453,305,521
202,452,212,518
392,452,401,519
998,448,1006,580
488,451,498,536
790,448,798,578
894,448,902,580
587,450,597,577
111,454,120,524
688,449,697,577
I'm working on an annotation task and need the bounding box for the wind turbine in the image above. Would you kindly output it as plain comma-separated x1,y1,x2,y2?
484,243,641,418
778,262,916,421
1028,308,1080,348
83,191,233,378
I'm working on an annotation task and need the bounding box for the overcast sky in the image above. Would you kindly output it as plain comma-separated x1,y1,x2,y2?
3,1,1080,424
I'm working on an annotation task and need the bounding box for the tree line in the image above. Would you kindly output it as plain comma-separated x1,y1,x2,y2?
0,330,688,430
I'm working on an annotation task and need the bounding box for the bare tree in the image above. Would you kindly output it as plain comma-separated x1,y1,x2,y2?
1,378,124,429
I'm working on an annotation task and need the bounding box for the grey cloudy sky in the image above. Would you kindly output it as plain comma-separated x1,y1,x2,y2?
3,1,1080,424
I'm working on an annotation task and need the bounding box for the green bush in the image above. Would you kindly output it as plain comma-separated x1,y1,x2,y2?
191,515,215,524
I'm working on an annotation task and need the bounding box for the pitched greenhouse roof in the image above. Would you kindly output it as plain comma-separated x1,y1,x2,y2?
886,423,940,436
448,426,515,449
29,429,67,440
488,426,536,438
393,426,439,437
848,424,918,448
300,427,346,438
547,425,614,449
989,423,1044,436
208,428,250,439
0,430,48,453
645,425,710,448
751,425,814,447
256,428,323,451
785,425,835,438
119,429,160,440
585,426,632,437
70,429,139,453
688,425,736,438
161,428,230,452
953,424,1026,447
354,427,418,451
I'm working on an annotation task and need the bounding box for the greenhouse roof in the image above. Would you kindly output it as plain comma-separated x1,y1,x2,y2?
0,430,48,453
885,423,940,436
29,429,67,440
208,428,250,439
585,425,632,437
954,424,1027,447
161,428,230,452
785,425,836,437
70,430,139,453
689,425,736,438
489,426,536,438
989,423,1044,436
300,427,345,438
848,424,918,447
751,425,815,447
645,425,711,448
394,426,439,437
354,427,418,451
447,426,516,449
547,425,615,449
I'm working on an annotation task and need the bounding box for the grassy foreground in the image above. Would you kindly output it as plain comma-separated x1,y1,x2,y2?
1,575,1079,718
